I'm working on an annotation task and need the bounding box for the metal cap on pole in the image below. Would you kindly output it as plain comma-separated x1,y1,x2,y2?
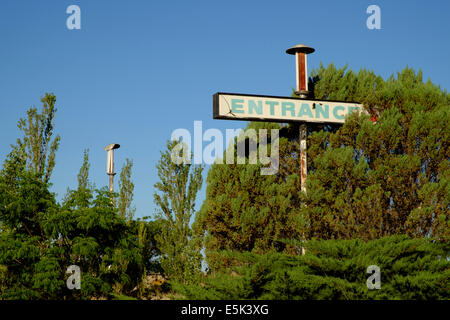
286,44,315,99
286,44,315,194
104,143,120,193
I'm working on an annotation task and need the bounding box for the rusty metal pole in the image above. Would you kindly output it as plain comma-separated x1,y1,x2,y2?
287,44,315,255
286,44,315,193
299,124,307,193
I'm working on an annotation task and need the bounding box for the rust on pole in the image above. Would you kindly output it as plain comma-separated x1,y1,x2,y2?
287,44,315,256
300,123,308,256
104,143,120,193
299,124,307,193
286,44,315,193
286,44,315,99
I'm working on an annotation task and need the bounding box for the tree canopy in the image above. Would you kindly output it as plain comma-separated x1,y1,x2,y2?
0,96,159,299
1,65,448,300
195,65,449,271
153,140,204,284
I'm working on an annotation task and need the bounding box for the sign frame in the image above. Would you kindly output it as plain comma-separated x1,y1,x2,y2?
213,92,364,125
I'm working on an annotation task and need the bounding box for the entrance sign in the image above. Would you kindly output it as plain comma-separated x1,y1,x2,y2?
212,44,364,200
212,44,364,255
213,92,364,125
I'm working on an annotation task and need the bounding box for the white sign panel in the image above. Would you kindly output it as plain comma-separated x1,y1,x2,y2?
213,92,364,124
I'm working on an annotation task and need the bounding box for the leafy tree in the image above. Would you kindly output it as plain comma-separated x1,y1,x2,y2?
132,217,163,298
118,158,136,222
0,98,158,300
0,145,145,299
0,148,60,299
77,149,92,192
153,140,203,284
16,93,60,183
50,152,145,299
0,96,61,299
62,148,94,209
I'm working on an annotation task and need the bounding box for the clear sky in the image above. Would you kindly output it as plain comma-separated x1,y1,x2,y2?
0,0,449,219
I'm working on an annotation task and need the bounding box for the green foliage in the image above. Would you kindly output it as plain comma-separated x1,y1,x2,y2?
16,93,60,184
0,158,60,299
64,149,94,209
194,123,303,271
174,236,449,300
0,161,143,299
0,106,160,299
304,64,449,241
2,66,448,300
196,65,449,271
118,158,136,222
43,155,145,299
154,139,204,284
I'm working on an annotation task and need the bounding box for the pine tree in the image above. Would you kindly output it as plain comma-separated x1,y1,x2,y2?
174,236,450,300
303,64,449,241
194,122,304,271
196,64,449,272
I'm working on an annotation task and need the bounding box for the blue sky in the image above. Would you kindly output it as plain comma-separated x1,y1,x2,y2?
0,0,449,219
